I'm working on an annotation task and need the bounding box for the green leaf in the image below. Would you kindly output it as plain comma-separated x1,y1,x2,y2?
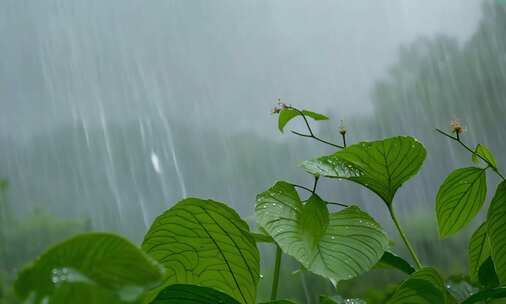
301,136,426,205
486,181,506,285
14,233,165,304
461,287,506,304
436,167,487,239
473,144,497,168
387,267,447,304
478,256,499,289
468,222,490,283
375,252,415,275
278,108,328,132
150,284,241,304
255,181,389,284
142,198,260,304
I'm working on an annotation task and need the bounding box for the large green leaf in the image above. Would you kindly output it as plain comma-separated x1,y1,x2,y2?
278,108,328,132
486,181,506,284
468,222,490,282
387,267,447,304
150,284,240,304
14,233,165,304
255,181,389,283
461,287,506,304
301,136,426,205
436,167,487,239
142,198,260,304
259,301,297,304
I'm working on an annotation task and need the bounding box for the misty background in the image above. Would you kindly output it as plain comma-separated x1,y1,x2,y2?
1,1,505,303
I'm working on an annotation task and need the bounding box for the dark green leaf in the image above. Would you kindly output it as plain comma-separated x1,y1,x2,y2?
478,256,499,289
14,233,165,304
387,267,447,304
468,222,490,282
375,252,415,275
473,144,497,168
301,136,426,205
436,167,487,238
142,198,260,304
461,287,506,304
486,181,506,285
278,108,328,133
150,284,241,304
256,181,388,284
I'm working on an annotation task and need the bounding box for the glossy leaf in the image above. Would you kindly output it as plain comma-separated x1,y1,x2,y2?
278,108,328,132
486,181,506,284
468,222,490,282
302,136,426,205
256,181,389,283
150,284,240,304
375,252,415,275
14,233,165,304
142,198,260,304
473,144,497,168
436,167,487,239
387,267,447,304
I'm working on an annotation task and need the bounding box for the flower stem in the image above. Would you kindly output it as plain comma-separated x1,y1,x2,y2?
270,244,283,300
388,205,423,269
435,128,506,181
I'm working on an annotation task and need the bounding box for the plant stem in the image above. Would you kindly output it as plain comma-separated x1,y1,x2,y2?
312,176,319,193
289,107,344,149
435,129,506,181
388,205,423,269
291,130,343,149
292,184,314,193
270,244,282,300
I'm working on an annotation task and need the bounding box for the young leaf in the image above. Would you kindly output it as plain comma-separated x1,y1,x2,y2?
150,284,241,304
387,267,447,304
473,144,497,168
142,198,260,304
301,136,426,205
278,108,328,133
486,181,506,285
255,181,389,284
14,233,165,304
468,222,490,282
375,251,415,275
436,167,487,239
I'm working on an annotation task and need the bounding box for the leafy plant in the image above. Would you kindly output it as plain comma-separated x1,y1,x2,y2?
11,104,506,303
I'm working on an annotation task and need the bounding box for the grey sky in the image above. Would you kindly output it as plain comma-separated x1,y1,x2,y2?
0,1,482,138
